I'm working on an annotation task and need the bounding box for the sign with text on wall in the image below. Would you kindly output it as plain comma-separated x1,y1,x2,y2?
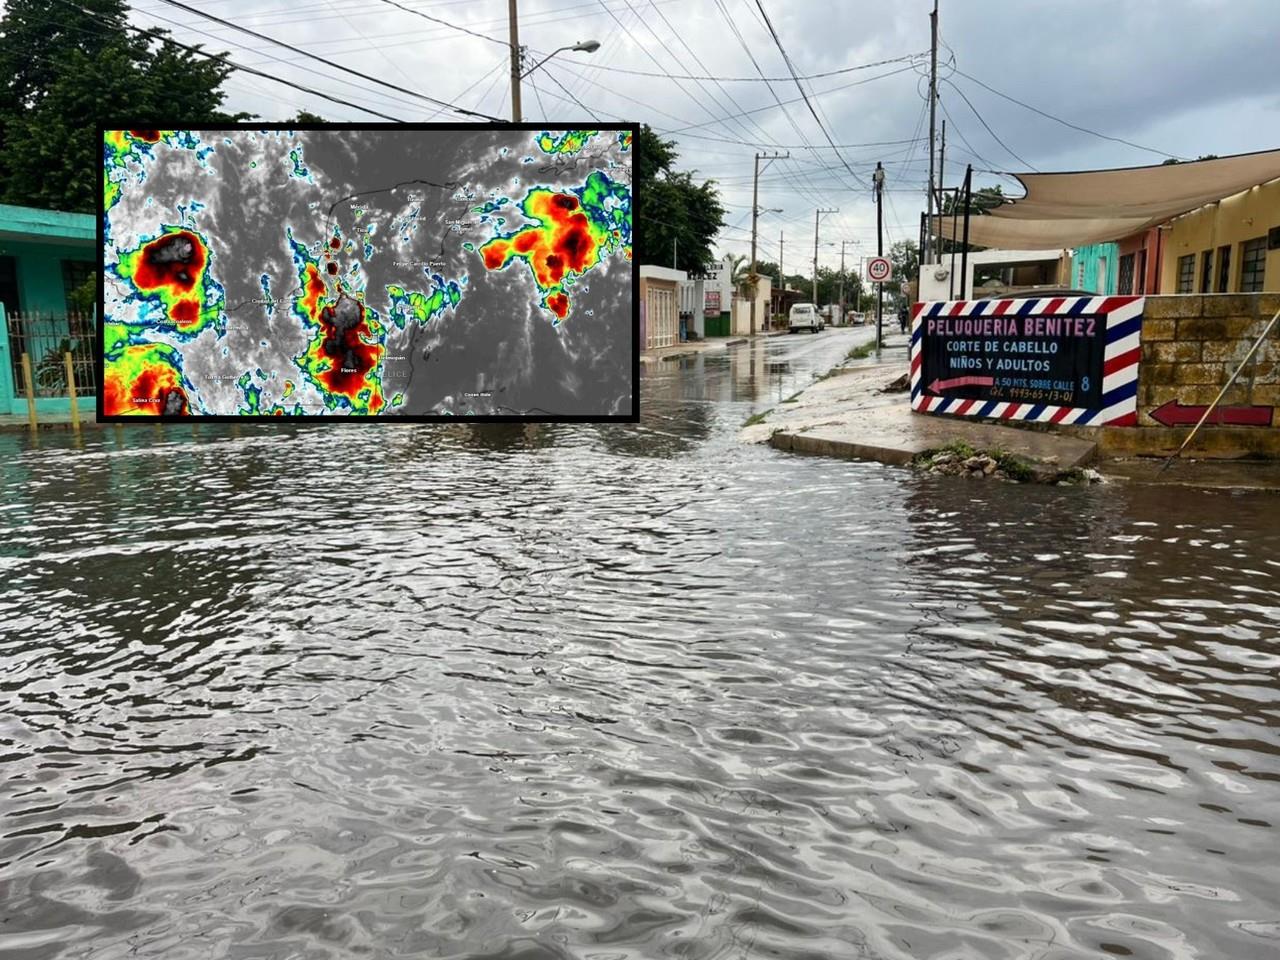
910,295,1144,427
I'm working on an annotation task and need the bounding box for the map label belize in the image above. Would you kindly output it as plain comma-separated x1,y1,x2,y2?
99,125,637,420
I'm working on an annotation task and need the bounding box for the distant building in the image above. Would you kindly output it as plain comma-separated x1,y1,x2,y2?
1070,243,1119,294
0,203,95,416
640,265,685,350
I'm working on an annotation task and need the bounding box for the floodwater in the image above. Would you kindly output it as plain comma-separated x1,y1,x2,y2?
1,329,1278,960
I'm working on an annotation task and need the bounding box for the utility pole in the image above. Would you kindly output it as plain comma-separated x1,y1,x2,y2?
749,151,788,336
873,162,885,355
672,236,677,270
508,0,522,122
779,231,784,291
839,241,846,323
813,207,837,306
925,0,938,265
937,119,946,218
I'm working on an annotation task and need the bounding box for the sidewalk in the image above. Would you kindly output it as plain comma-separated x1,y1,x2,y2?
640,335,748,363
0,410,105,433
741,360,1096,470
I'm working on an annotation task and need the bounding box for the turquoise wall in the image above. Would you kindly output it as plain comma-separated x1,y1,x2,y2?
0,239,95,315
1071,243,1120,295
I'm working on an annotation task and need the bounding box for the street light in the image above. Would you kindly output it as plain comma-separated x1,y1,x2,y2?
508,0,600,121
522,40,601,80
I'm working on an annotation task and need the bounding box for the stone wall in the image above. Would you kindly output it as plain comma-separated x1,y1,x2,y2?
1137,294,1280,427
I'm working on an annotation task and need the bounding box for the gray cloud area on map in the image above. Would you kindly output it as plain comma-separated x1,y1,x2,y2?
107,128,633,417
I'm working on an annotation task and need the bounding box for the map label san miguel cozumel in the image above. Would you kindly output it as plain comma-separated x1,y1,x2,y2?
910,295,1144,426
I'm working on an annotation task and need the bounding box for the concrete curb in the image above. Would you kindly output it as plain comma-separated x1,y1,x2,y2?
769,430,917,466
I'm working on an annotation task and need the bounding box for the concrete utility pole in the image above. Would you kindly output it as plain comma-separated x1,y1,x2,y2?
813,208,837,306
508,0,522,122
937,119,946,217
779,231,784,291
873,162,885,355
925,0,939,265
839,240,857,324
749,151,788,336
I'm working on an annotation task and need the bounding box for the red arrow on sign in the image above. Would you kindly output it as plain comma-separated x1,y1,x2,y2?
1150,400,1274,427
927,375,995,393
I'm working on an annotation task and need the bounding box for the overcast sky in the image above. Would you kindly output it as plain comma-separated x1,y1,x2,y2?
116,0,1280,274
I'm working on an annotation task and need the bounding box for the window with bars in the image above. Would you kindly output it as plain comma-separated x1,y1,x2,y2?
1217,245,1232,292
62,260,95,315
1117,253,1136,295
1200,250,1213,292
1241,237,1266,292
1177,254,1195,293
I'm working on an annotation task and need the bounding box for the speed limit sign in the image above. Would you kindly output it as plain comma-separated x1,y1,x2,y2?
867,256,892,283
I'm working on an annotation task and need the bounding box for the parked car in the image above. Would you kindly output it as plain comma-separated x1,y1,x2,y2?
788,302,822,333
849,311,866,325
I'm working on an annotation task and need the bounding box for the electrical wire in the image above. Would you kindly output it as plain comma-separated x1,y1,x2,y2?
942,77,1038,172
55,0,406,120
951,68,1186,161
147,0,503,119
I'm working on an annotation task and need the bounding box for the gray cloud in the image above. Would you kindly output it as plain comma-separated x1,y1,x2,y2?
128,0,1280,270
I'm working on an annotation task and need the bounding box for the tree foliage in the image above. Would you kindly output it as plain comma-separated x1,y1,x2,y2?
634,125,725,272
0,0,251,212
888,240,920,286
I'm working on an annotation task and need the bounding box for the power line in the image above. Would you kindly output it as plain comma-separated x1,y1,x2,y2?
942,77,1038,172
750,0,868,190
951,68,1186,162
369,0,508,46
57,0,406,120
552,51,922,82
148,0,503,120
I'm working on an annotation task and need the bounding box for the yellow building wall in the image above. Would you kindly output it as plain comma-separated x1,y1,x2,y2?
1160,178,1280,293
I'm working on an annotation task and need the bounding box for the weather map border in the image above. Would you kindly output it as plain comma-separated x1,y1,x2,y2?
909,295,1145,427
95,121,640,424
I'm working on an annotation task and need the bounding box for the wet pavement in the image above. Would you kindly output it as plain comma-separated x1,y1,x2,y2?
1,327,1278,960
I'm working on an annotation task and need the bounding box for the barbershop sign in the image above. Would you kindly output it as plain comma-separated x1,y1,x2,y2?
909,295,1144,426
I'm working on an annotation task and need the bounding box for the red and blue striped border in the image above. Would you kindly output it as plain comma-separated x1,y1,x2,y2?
909,295,1144,427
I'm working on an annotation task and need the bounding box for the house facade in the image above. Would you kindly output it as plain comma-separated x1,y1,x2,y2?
1159,178,1279,294
0,203,96,416
639,265,685,350
1070,242,1119,295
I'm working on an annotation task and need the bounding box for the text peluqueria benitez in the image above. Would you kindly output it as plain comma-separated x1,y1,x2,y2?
925,316,1099,337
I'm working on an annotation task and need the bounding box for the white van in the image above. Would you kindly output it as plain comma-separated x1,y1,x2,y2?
788,302,822,334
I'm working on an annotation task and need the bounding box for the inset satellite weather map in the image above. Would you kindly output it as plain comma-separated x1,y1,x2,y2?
100,125,636,420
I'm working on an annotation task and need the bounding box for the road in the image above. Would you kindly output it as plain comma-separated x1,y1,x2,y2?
0,329,1277,960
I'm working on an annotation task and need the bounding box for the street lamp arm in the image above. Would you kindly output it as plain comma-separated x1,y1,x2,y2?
522,40,600,79
522,45,571,79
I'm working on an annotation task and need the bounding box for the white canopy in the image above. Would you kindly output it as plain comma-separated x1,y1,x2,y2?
932,148,1280,249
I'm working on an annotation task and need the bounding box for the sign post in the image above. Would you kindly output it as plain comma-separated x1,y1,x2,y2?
867,255,892,351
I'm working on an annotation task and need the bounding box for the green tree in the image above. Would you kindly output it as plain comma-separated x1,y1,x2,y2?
0,0,251,212
887,240,919,287
635,125,725,272
938,185,1006,255
290,111,326,124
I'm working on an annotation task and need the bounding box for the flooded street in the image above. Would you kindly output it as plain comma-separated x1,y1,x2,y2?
2,329,1278,960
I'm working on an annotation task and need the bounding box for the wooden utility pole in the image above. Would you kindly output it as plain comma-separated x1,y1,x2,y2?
749,151,787,336
508,0,522,122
